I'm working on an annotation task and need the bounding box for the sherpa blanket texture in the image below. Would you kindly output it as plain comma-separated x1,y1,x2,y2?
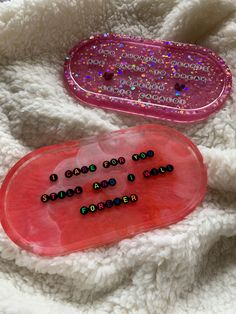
0,0,236,313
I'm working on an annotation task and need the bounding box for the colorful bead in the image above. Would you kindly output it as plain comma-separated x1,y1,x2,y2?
130,194,138,202
105,200,113,208
103,160,110,168
97,202,105,210
89,204,97,212
166,164,174,172
41,194,49,202
122,196,129,204
108,178,116,186
146,150,154,157
143,170,151,177
89,164,97,172
101,180,108,188
81,166,88,174
140,152,146,159
49,174,58,182
74,186,83,194
113,197,121,206
49,192,57,201
73,168,80,175
66,189,74,197
65,170,73,178
127,173,135,181
110,158,118,166
132,154,139,161
58,191,66,199
93,182,101,190
80,206,88,215
118,157,126,164
159,166,166,173
150,168,159,176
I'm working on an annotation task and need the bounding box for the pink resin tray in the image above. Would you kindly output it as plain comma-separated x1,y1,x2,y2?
64,33,232,123
0,125,207,256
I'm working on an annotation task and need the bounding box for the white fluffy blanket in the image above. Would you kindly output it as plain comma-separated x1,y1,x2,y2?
0,0,236,313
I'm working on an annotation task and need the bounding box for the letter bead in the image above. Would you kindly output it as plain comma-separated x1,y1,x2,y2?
118,157,126,164
74,186,83,194
105,200,113,208
49,192,57,201
66,189,74,197
122,196,129,204
130,194,138,202
159,167,166,173
73,168,80,175
93,182,101,190
49,174,58,182
41,194,49,202
101,180,108,188
108,178,116,186
65,170,73,178
150,168,159,176
127,173,135,182
81,166,89,174
89,164,97,172
166,164,174,172
132,154,139,161
146,150,154,157
110,158,118,166
113,197,121,206
140,152,146,159
97,202,105,210
58,191,66,199
80,206,88,215
103,160,110,168
89,204,97,212
143,170,151,178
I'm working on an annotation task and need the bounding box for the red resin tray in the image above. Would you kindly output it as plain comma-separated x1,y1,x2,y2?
64,33,232,123
0,125,207,256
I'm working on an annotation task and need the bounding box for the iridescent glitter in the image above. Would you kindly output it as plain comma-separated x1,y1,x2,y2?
64,33,232,123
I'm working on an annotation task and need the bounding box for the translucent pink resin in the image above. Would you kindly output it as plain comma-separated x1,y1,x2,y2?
64,33,232,123
0,125,207,256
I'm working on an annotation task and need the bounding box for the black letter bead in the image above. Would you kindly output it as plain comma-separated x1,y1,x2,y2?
113,197,121,206
159,167,166,173
49,174,58,182
105,200,113,208
110,158,118,166
49,192,57,201
132,154,139,161
150,168,158,176
41,194,49,202
66,189,74,197
118,157,126,164
146,150,154,157
127,173,135,182
89,204,97,212
93,182,101,190
139,152,146,159
80,206,88,215
58,191,66,199
166,164,174,172
81,166,88,174
65,170,73,178
73,168,80,176
89,164,97,172
101,180,108,188
108,178,116,186
74,186,83,194
130,194,138,202
143,170,151,178
97,202,105,210
103,160,110,168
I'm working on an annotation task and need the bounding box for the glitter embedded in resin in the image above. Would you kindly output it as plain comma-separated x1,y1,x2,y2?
64,33,232,123
0,125,207,256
